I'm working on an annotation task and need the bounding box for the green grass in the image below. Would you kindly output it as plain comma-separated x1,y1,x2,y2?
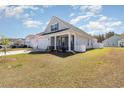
0,47,124,87
14,64,23,68
96,61,104,64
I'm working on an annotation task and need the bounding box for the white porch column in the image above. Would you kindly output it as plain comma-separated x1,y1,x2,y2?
74,34,76,51
54,36,57,50
68,33,71,51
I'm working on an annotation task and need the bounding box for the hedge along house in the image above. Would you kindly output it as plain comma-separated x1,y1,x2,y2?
26,16,103,52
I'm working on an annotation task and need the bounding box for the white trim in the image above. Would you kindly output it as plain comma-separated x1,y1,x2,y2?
74,34,76,51
54,35,57,50
68,33,71,51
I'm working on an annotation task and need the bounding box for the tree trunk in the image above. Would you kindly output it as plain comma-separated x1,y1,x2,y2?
3,46,7,63
4,46,7,55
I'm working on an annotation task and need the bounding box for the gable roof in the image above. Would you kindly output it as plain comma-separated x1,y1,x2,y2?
118,38,124,41
42,16,95,39
36,32,44,36
102,34,122,42
25,34,35,40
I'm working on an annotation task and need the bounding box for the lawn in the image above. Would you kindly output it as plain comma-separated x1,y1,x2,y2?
0,47,124,88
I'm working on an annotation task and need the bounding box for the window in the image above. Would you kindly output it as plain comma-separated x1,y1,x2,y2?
51,23,59,31
91,41,93,46
87,40,89,46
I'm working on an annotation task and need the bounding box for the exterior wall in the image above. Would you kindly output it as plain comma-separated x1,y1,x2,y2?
30,38,38,49
74,33,98,52
44,17,69,33
118,39,124,47
37,36,49,50
75,34,94,49
102,35,122,47
25,39,32,47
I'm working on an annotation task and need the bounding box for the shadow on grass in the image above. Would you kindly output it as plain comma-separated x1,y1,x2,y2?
29,48,97,58
86,48,96,52
86,48,104,52
29,51,79,58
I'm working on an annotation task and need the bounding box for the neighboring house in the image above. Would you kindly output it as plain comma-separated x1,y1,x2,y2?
25,35,35,47
8,38,25,48
25,16,103,52
102,35,123,47
0,38,25,47
13,39,25,45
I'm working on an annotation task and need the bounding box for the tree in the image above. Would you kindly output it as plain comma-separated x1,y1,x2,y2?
93,31,115,42
105,32,115,39
1,37,10,55
94,34,105,43
122,33,124,38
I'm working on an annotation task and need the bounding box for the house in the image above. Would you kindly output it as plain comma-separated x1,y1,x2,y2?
25,35,35,47
0,38,25,48
118,38,124,47
25,16,103,52
102,34,123,47
12,38,25,45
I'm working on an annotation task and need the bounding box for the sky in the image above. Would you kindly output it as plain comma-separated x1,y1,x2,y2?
0,5,124,38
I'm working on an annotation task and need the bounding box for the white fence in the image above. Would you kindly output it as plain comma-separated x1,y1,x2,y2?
93,43,104,49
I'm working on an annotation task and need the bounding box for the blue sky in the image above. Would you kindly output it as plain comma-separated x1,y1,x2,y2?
0,5,124,38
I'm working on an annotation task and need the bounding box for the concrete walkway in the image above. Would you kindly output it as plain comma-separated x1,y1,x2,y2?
0,50,32,56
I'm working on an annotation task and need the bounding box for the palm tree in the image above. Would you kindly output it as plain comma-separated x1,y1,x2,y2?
1,37,10,55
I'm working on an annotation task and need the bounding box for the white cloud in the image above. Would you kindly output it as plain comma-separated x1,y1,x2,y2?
71,5,80,10
80,16,122,34
23,13,30,18
23,20,42,28
88,21,105,31
70,5,102,25
107,21,122,27
70,15,90,24
4,6,24,17
69,13,75,17
80,5,102,15
72,6,123,34
46,20,50,25
0,6,43,29
42,5,53,8
98,16,108,22
0,6,39,18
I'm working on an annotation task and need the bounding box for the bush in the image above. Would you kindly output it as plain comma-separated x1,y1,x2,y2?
23,45,27,48
62,47,66,53
0,46,2,49
11,45,16,48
